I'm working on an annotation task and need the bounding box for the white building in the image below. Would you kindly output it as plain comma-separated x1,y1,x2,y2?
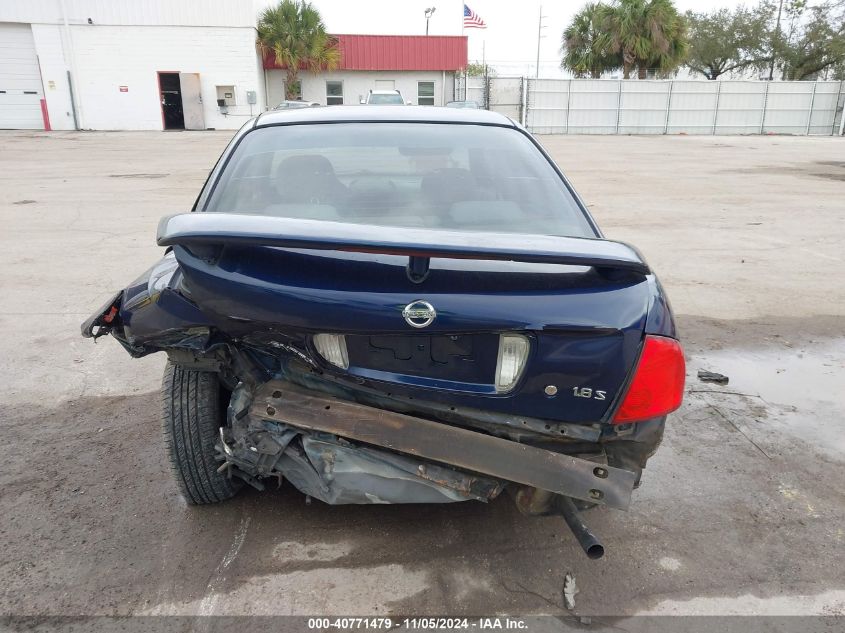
0,1,267,130
0,1,468,131
263,34,467,109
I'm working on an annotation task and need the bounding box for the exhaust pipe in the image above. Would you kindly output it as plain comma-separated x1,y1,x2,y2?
554,496,605,560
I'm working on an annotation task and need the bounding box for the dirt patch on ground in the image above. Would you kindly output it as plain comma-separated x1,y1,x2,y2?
678,314,845,352
718,159,845,182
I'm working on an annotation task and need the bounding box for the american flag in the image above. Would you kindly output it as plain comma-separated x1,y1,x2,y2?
463,4,487,29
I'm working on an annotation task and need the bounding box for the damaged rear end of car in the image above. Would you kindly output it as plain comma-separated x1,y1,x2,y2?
82,109,684,558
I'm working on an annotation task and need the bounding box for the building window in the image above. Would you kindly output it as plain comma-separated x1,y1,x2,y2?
417,81,435,106
326,81,343,105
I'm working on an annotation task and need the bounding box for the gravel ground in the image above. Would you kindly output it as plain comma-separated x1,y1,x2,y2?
1,129,843,618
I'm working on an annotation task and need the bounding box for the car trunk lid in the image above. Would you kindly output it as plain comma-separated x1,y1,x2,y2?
160,213,652,424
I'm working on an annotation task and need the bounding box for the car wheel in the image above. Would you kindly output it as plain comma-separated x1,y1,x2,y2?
160,362,242,504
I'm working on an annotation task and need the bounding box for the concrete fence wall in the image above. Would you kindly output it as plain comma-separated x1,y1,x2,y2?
456,76,845,136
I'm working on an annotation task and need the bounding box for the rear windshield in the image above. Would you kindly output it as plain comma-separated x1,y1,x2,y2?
368,94,404,104
205,123,595,237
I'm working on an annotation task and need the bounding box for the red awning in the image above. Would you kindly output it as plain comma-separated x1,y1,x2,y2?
263,34,468,72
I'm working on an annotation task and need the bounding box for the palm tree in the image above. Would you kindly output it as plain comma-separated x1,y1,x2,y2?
562,3,621,77
257,0,341,100
597,0,689,79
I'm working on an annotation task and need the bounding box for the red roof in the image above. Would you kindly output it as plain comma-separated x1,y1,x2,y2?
263,34,468,72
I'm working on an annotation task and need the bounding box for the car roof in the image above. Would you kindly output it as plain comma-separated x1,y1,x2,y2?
255,105,515,127
370,89,401,94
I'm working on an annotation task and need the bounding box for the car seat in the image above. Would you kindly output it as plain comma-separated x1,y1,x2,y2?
273,154,348,206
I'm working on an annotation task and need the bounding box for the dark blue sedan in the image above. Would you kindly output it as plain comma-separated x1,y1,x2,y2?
83,106,684,559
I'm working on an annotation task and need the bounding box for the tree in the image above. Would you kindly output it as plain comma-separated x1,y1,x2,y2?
464,61,494,76
596,0,689,79
774,2,845,79
561,3,620,77
685,6,773,79
257,0,341,100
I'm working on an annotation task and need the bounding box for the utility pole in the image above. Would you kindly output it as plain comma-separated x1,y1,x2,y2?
535,6,546,79
768,0,784,81
424,7,436,36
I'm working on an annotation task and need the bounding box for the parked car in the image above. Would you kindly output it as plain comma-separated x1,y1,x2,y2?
446,100,480,109
82,106,684,559
273,100,321,110
361,89,409,105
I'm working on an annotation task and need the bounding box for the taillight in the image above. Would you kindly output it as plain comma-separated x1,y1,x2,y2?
495,334,530,393
612,335,685,424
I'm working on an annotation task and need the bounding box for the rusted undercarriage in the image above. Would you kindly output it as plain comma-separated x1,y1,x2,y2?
213,375,647,559
246,381,637,509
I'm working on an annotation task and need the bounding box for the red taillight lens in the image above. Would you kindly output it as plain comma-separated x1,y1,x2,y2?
612,335,685,424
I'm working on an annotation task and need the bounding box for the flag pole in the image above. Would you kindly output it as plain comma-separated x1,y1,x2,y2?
460,0,469,101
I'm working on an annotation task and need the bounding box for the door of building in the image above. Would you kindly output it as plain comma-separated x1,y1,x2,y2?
0,23,44,129
178,73,205,130
158,72,184,130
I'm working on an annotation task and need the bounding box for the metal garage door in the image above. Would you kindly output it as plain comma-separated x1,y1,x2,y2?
0,23,44,130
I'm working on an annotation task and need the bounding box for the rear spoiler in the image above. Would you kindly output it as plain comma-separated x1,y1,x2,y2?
157,213,650,277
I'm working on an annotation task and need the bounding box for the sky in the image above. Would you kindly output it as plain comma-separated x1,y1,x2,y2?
285,0,739,76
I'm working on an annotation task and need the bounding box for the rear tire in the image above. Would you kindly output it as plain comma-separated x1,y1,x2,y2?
161,362,242,504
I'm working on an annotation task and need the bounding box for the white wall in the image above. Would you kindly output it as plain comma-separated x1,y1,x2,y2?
61,24,263,130
30,23,75,129
266,69,455,108
0,0,256,28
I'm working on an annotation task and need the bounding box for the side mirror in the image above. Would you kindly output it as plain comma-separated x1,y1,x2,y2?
407,101,413,105
359,98,366,105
